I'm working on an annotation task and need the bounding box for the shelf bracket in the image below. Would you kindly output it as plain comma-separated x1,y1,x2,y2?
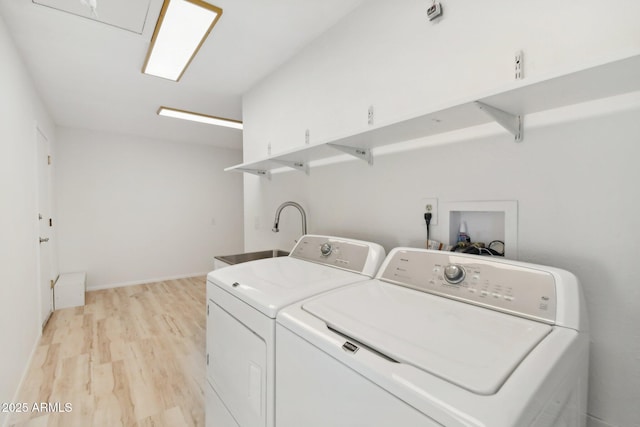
327,144,373,166
236,168,271,180
475,101,523,142
271,159,309,175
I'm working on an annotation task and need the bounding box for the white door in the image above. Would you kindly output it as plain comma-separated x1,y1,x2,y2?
36,127,53,329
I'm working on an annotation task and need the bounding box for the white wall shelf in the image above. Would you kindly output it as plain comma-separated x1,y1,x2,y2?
226,52,640,177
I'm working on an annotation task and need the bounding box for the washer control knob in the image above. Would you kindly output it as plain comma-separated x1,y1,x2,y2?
320,242,333,257
444,264,465,284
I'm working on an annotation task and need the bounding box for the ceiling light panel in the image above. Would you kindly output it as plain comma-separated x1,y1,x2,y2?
143,0,222,81
158,107,243,130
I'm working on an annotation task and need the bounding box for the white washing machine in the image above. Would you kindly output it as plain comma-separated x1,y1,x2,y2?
205,235,385,427
276,248,589,427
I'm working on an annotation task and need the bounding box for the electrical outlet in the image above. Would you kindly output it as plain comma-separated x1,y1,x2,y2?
305,129,310,145
420,198,439,225
368,105,374,125
515,50,524,80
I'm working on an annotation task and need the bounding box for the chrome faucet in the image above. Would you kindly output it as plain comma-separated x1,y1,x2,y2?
272,201,307,236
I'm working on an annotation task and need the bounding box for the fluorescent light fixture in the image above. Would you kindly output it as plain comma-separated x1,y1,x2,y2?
143,0,222,81
158,107,243,130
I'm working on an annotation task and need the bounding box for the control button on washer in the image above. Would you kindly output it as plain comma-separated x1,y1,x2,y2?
444,264,465,284
320,242,333,257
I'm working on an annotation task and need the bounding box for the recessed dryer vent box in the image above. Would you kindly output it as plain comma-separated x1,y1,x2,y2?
442,201,518,259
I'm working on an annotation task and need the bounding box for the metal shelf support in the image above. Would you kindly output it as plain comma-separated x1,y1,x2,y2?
271,159,309,175
475,101,523,142
236,168,271,180
327,143,374,165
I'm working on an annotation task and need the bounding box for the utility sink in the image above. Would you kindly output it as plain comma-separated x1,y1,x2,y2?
215,249,289,266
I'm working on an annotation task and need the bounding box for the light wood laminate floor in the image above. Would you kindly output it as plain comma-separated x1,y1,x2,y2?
9,277,206,427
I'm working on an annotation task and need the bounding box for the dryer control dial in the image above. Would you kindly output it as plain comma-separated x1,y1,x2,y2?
444,264,465,284
320,242,333,257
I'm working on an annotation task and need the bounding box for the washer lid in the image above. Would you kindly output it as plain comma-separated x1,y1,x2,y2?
302,281,552,395
207,257,369,318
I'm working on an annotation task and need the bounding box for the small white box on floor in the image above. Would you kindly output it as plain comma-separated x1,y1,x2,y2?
54,272,86,309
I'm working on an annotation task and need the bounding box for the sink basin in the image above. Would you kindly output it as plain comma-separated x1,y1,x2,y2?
215,249,289,266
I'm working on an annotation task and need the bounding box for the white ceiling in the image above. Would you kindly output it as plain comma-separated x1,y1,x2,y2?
0,0,364,149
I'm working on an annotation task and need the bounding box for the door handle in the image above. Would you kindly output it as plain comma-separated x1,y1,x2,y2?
39,237,49,243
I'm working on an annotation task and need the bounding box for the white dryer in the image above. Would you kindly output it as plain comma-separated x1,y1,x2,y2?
276,248,589,427
205,235,385,427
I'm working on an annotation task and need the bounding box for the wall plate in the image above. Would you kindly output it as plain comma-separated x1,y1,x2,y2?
420,198,439,225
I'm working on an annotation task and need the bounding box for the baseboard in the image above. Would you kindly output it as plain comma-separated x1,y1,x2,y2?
2,328,42,427
86,272,209,291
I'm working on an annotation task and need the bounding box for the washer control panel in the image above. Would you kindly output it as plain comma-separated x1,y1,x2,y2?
380,249,557,323
291,235,381,275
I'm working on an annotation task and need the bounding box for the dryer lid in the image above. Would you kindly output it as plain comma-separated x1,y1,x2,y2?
208,257,369,318
302,280,552,395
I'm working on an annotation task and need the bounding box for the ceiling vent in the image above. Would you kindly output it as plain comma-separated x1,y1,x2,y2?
32,0,152,34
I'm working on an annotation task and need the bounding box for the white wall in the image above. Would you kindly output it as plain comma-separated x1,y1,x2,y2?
55,128,244,289
242,1,640,426
0,14,57,427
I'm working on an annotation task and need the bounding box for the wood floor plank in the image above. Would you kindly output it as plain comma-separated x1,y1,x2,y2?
8,276,206,427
